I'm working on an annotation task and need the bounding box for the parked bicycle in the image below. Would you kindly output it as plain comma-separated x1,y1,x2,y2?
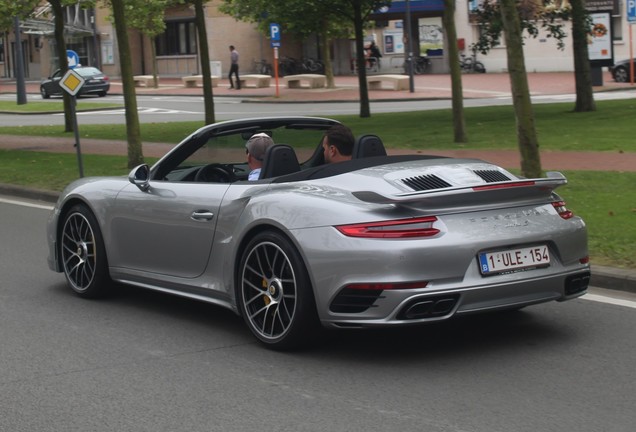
278,56,324,76
459,52,486,73
403,56,431,75
252,59,273,76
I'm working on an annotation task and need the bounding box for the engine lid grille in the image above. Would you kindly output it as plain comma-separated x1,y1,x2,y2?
401,174,452,191
473,169,511,183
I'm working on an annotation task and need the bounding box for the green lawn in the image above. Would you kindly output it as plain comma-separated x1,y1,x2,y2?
0,99,634,152
0,99,634,268
0,100,123,113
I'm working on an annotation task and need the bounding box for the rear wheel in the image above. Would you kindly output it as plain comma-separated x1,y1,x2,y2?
40,86,50,99
613,66,628,83
60,204,111,298
238,231,319,349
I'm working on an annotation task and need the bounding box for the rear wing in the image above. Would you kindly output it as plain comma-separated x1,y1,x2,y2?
353,172,568,208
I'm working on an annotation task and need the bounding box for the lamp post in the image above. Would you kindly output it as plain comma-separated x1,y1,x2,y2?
405,0,415,92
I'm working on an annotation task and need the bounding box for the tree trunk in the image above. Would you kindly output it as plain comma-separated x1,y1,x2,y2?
320,26,335,89
111,0,144,168
442,0,467,143
499,0,542,178
194,0,215,125
353,1,370,118
150,37,159,89
48,0,72,132
570,0,596,112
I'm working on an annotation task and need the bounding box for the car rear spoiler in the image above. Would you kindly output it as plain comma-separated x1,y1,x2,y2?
352,172,568,207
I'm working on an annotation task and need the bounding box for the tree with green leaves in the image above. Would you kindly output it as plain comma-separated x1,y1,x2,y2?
110,0,144,167
124,0,172,89
190,0,215,124
0,0,41,105
221,0,390,118
471,0,581,177
442,0,466,143
48,0,80,132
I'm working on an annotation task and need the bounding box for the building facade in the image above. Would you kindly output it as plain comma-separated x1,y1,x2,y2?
1,0,633,81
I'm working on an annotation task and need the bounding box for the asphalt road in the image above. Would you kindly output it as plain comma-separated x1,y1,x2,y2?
2,197,636,432
1,90,636,127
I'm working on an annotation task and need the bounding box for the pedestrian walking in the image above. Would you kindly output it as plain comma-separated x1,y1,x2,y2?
229,45,240,90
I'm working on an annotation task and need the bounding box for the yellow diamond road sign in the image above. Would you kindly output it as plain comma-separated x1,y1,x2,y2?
60,69,85,96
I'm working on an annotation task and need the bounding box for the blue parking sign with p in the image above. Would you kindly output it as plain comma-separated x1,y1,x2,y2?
628,0,636,22
270,23,281,47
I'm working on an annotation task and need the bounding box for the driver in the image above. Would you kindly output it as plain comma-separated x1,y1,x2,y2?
246,132,274,180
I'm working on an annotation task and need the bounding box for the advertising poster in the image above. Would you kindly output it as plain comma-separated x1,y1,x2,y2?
588,12,613,66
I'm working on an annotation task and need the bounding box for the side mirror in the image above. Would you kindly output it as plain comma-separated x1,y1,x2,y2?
128,164,150,192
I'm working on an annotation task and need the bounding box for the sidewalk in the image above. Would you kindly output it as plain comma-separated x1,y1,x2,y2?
1,71,635,292
2,70,635,102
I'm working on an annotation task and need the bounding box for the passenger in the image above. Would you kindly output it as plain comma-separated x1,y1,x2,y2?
245,133,274,180
322,124,355,164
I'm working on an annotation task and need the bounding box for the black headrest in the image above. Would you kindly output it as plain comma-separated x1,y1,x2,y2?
259,144,301,179
352,134,387,158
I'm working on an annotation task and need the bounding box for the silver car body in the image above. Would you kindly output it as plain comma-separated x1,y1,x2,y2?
47,117,590,347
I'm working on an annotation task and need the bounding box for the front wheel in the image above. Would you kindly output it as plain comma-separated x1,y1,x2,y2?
238,231,319,350
60,204,111,298
40,86,50,99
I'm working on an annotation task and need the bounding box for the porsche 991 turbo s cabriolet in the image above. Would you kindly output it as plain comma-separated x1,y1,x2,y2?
47,117,590,349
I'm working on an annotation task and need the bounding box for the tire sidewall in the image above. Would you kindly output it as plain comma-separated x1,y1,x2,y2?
237,230,318,349
60,204,111,298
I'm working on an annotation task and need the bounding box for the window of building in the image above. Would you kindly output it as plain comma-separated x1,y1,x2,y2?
0,36,4,63
156,20,197,56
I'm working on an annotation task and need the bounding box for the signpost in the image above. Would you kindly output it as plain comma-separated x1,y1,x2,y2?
270,23,281,97
59,69,85,177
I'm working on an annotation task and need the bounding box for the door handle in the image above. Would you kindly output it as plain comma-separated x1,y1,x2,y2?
191,211,214,221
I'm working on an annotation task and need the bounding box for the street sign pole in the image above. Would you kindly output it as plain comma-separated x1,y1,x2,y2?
59,69,86,177
70,96,84,178
270,23,281,97
274,47,280,97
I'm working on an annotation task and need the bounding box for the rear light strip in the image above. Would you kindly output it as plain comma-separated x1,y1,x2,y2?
552,201,574,219
335,216,440,238
472,181,535,191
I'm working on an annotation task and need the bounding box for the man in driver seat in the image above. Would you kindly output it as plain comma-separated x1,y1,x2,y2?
246,133,274,180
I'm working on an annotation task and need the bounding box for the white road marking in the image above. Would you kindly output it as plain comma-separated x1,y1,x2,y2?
0,197,54,210
582,293,636,309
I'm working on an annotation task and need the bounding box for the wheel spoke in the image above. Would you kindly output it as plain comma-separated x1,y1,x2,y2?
242,240,299,341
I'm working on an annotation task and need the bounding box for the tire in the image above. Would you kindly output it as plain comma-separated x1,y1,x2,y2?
474,61,486,73
613,66,628,83
59,204,111,298
238,231,319,350
40,86,50,99
98,91,107,97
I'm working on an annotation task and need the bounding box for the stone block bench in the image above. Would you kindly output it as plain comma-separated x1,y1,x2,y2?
367,74,409,90
181,75,219,88
133,75,158,87
283,74,326,89
238,74,271,88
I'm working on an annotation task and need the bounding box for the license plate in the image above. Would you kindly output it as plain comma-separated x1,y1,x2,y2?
479,245,550,275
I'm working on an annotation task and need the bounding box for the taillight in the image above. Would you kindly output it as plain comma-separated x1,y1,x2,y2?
552,201,574,219
103,75,109,81
335,216,440,238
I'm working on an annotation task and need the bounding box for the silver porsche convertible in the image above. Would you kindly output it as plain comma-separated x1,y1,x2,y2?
47,116,590,349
